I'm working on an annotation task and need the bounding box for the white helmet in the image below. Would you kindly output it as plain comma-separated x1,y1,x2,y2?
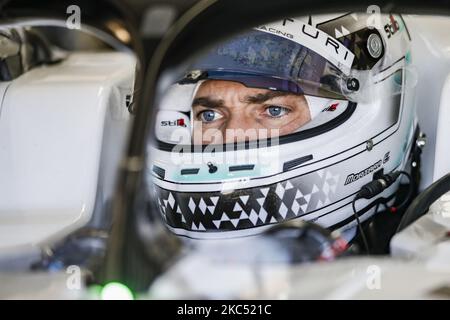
147,13,418,239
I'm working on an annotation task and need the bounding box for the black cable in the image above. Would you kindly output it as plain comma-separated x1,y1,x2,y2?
393,171,413,212
374,202,381,215
397,172,450,232
351,169,413,254
352,197,370,254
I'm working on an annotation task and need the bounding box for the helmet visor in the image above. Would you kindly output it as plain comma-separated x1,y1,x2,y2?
180,20,357,99
156,19,358,147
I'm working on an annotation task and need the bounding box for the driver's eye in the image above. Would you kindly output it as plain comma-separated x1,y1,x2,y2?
199,110,223,122
265,105,289,118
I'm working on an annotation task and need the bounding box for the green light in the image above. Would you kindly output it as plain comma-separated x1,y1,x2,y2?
100,282,134,300
87,285,103,299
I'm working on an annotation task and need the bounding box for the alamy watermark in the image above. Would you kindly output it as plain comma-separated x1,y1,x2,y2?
66,5,81,30
167,125,281,167
66,265,82,290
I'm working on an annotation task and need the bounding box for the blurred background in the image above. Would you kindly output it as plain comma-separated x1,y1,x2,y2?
43,0,198,54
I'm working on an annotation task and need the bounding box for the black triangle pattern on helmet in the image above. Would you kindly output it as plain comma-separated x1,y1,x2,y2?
153,169,339,233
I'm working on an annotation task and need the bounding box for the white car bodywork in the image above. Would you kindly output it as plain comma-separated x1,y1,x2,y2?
0,52,135,258
405,15,450,187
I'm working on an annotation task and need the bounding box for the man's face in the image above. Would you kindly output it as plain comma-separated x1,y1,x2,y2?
192,80,311,144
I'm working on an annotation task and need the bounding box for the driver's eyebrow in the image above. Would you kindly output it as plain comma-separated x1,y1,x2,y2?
192,97,224,109
245,91,301,104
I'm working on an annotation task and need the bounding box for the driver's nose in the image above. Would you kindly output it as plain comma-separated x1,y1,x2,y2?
223,115,259,143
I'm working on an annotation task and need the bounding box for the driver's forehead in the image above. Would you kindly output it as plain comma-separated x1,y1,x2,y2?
195,80,270,98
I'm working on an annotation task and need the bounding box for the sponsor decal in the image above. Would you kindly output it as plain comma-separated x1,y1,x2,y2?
383,151,390,164
327,103,339,112
256,18,355,74
344,152,391,185
161,118,187,127
344,160,382,185
385,14,400,38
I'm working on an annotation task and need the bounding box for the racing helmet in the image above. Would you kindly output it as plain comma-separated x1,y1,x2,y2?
147,13,417,239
